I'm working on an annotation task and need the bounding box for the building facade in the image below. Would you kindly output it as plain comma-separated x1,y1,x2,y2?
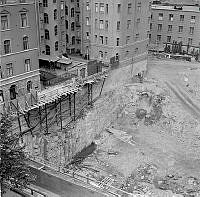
150,3,200,53
81,0,151,64
0,0,40,104
37,0,82,62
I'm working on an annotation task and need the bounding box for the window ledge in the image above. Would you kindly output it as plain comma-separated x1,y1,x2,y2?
1,29,11,32
19,26,30,29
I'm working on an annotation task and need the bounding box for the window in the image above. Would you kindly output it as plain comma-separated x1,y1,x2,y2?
157,24,162,32
100,36,103,44
55,41,58,51
157,35,161,42
150,23,152,30
135,33,139,41
65,20,68,29
10,85,17,100
45,45,50,55
100,3,104,12
117,21,120,30
1,15,9,30
21,13,28,27
66,34,69,43
86,2,90,10
99,20,103,29
86,32,89,39
106,4,108,14
189,27,194,34
71,22,74,31
188,38,193,45
137,2,141,11
25,59,30,72
7,63,13,77
43,0,48,7
27,81,32,93
135,48,138,53
86,17,89,25
0,66,2,79
45,29,50,39
4,40,11,54
191,16,196,23
23,36,29,50
128,3,132,14
0,90,4,103
65,6,68,15
178,26,183,33
95,19,98,29
180,15,184,21
71,8,74,17
116,38,119,46
105,20,108,30
127,20,131,29
168,25,172,32
44,13,49,23
54,9,57,20
72,36,75,45
53,0,56,3
169,14,173,21
95,3,98,12
167,36,171,43
126,36,130,44
105,37,108,45
117,4,121,13
105,52,108,59
95,35,97,42
158,13,163,21
99,51,103,59
136,18,140,28
54,25,58,35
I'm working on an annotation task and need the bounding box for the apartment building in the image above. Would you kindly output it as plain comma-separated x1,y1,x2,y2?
0,0,40,104
150,3,200,52
38,0,82,63
81,0,151,64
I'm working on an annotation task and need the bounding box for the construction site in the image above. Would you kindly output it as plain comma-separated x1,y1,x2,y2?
2,54,200,197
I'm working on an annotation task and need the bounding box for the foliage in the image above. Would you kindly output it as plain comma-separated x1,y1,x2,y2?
0,114,35,193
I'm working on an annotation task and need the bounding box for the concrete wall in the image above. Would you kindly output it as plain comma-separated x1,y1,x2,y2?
30,167,107,197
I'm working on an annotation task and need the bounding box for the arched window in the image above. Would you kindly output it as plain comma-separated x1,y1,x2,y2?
54,25,58,36
43,0,48,7
65,20,68,29
71,8,74,17
27,81,32,93
66,34,69,43
72,36,75,45
55,41,58,51
65,6,68,15
45,45,50,55
44,13,49,24
71,22,74,31
54,9,57,20
45,29,49,40
23,36,29,50
10,85,17,100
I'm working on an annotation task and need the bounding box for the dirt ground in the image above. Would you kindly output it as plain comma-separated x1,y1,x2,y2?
70,57,200,197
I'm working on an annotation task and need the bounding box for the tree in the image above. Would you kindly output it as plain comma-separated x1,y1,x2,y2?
0,114,34,194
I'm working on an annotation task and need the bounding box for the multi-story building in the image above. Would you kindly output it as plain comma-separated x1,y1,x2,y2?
81,0,151,64
37,0,82,64
150,2,200,53
0,0,40,104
